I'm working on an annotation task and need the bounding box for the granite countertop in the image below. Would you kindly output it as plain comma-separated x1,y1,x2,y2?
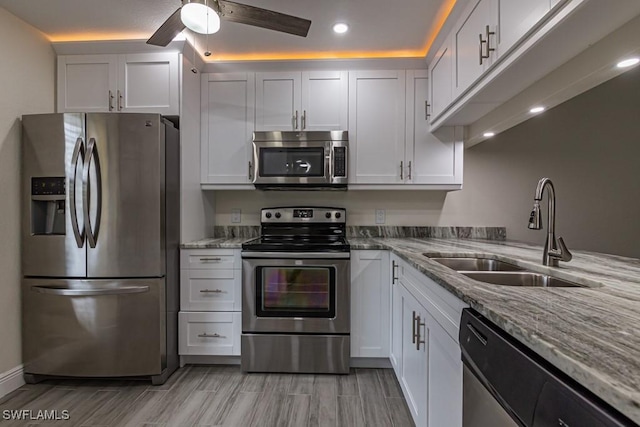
182,235,640,423
180,237,250,249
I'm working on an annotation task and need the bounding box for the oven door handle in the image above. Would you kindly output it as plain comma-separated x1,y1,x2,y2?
241,251,350,259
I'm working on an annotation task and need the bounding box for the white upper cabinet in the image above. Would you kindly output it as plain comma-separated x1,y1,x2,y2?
497,0,551,55
201,73,255,185
301,71,348,130
348,70,406,184
57,55,118,113
406,70,463,186
255,71,347,131
429,34,454,122
57,53,180,115
117,53,180,115
454,0,496,97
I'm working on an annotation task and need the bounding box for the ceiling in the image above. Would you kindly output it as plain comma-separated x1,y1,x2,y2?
0,0,455,61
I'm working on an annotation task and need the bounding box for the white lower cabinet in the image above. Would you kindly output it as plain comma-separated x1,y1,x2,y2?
179,249,242,356
350,250,390,358
391,253,467,427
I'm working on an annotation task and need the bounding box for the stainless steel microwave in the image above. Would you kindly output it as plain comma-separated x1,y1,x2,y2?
251,131,348,190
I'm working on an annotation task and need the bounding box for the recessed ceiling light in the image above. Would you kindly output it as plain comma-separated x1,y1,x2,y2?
483,132,495,138
333,23,349,34
617,57,639,68
530,106,545,114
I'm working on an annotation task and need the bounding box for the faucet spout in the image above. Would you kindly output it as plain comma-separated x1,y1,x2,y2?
528,178,572,266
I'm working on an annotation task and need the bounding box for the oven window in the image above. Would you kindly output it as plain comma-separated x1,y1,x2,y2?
256,266,336,318
259,147,325,177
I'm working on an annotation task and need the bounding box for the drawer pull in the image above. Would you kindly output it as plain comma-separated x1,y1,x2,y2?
200,289,224,293
199,257,222,262
198,333,222,338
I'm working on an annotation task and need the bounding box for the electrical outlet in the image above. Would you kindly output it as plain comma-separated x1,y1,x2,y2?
231,208,241,224
375,209,385,224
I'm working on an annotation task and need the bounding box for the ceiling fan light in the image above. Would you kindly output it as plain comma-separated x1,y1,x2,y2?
181,1,220,34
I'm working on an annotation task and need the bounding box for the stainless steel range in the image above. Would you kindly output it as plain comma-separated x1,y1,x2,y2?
241,207,350,374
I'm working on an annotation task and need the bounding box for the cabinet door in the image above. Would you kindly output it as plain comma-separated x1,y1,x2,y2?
350,251,390,358
348,70,406,184
300,71,348,130
57,55,117,113
429,34,453,121
201,73,255,184
407,72,464,185
390,255,403,376
454,0,496,96
426,309,463,427
255,72,301,131
399,285,427,427
117,53,180,115
497,0,550,55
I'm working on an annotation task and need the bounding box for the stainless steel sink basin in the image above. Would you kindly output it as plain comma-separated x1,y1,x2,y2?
427,256,524,272
460,271,585,288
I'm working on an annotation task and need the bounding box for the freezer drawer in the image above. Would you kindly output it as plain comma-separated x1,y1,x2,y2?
22,277,166,378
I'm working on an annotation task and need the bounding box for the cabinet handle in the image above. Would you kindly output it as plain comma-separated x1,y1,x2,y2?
408,161,412,180
484,25,496,60
198,333,222,338
400,161,404,180
108,90,114,111
117,90,123,111
392,261,398,284
199,257,222,262
425,101,430,120
479,33,488,65
200,289,223,293
293,110,299,129
302,110,306,129
248,161,253,181
416,315,426,351
412,311,417,344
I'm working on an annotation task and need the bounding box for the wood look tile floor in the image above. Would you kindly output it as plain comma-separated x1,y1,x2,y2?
0,366,414,427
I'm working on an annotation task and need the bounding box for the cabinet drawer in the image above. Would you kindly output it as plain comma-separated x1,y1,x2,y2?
180,269,241,311
179,312,241,356
181,249,241,269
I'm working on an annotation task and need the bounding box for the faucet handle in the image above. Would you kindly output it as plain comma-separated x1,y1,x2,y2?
549,237,573,262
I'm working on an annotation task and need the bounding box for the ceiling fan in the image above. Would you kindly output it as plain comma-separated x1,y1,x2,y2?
147,0,312,47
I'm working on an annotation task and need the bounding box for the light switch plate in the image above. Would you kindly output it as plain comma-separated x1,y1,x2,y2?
375,209,385,224
231,208,241,223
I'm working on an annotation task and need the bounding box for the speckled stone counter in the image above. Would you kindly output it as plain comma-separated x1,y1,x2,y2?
350,237,640,424
181,234,640,423
180,237,247,249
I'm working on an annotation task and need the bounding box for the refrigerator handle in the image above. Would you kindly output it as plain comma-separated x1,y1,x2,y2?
70,137,86,248
31,285,150,296
83,137,102,248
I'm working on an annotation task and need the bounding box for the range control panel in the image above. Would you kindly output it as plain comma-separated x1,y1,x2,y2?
262,207,345,223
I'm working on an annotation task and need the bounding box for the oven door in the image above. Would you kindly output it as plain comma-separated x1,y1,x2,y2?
252,140,331,185
242,256,350,334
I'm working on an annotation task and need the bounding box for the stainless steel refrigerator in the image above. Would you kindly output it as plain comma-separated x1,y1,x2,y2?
21,113,180,385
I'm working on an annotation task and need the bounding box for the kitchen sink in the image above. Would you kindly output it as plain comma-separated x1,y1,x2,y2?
425,255,591,288
427,256,524,271
460,271,585,288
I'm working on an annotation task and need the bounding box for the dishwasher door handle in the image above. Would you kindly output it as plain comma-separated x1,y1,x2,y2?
466,322,488,346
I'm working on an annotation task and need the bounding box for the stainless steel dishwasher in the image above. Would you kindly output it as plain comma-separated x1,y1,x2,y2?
460,309,636,427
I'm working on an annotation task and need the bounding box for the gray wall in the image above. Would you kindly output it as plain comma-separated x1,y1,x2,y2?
0,8,55,374
442,66,640,258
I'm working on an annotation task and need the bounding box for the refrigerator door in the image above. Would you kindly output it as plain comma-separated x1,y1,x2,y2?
85,113,165,278
22,113,87,278
22,277,165,377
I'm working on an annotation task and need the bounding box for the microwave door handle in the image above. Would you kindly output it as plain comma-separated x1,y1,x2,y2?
328,143,334,180
70,137,85,248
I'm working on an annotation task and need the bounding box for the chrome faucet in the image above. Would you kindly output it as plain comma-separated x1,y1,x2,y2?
528,178,572,266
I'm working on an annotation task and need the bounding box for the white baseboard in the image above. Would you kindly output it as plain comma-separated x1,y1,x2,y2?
0,365,25,399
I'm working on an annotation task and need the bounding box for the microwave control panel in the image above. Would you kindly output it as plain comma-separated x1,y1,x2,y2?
333,147,347,177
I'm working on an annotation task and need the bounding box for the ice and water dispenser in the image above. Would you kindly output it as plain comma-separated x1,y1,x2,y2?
31,177,65,235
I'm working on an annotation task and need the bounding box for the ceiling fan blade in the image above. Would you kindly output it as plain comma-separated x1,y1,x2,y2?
147,7,186,46
217,0,311,37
